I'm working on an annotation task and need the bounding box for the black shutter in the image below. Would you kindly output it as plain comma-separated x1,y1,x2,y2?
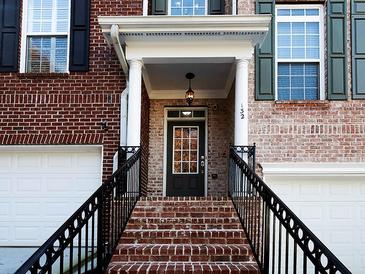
0,0,20,72
352,0,365,99
69,0,90,72
327,0,347,100
209,0,224,15
255,0,275,100
152,0,167,15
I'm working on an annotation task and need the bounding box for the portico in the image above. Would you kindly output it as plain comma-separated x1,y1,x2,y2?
98,15,270,196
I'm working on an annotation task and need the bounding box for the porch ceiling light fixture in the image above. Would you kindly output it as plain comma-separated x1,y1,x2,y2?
185,73,195,106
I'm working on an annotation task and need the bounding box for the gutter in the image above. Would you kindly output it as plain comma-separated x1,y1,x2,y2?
110,24,129,77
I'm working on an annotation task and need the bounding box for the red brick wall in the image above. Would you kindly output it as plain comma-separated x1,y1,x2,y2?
148,98,234,196
140,83,150,196
242,0,365,164
0,0,143,179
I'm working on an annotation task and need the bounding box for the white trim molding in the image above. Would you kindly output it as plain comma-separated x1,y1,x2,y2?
163,107,208,197
262,162,365,177
98,15,269,100
98,15,271,46
274,5,325,101
20,0,71,73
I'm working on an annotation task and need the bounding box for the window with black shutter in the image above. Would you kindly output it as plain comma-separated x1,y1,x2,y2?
0,0,21,72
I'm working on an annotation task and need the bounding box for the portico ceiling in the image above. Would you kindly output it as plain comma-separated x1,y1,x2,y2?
98,15,271,99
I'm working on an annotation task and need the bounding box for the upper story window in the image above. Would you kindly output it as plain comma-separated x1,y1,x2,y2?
22,0,70,73
275,6,324,100
170,0,207,15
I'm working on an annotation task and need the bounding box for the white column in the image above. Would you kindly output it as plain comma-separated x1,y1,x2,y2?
127,59,143,147
234,58,249,146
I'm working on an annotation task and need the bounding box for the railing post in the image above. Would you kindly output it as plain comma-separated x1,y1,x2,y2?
97,186,104,272
263,201,271,274
252,143,256,172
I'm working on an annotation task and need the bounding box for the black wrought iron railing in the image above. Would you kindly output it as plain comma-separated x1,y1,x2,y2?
15,147,141,274
229,146,352,274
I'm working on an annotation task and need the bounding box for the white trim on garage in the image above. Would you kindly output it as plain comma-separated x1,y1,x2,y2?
262,162,365,177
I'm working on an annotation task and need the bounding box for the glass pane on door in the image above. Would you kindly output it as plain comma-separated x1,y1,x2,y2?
173,126,199,174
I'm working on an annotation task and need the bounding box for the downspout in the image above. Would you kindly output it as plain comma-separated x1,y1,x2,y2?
120,86,129,147
110,24,130,170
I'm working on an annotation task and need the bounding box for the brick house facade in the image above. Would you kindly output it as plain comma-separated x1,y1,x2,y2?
0,0,364,272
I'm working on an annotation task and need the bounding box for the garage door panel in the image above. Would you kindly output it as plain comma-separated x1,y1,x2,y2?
0,147,102,246
16,177,41,192
0,177,11,192
14,226,41,242
0,203,10,217
46,153,74,169
14,202,42,217
17,153,43,169
295,204,323,220
0,155,12,170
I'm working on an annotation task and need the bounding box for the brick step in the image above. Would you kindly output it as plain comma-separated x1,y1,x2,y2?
126,222,242,230
112,244,253,263
139,197,230,202
137,201,232,207
107,197,258,273
130,211,237,218
120,237,248,245
122,229,247,240
133,206,236,213
128,217,240,225
107,262,260,274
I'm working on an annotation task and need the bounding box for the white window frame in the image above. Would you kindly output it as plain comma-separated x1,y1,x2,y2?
20,0,71,73
168,0,209,16
275,5,325,100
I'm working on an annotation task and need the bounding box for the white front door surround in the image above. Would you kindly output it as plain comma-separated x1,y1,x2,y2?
98,15,270,146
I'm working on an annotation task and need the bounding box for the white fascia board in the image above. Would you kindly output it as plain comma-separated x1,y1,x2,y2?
98,15,271,32
126,40,254,60
262,162,365,176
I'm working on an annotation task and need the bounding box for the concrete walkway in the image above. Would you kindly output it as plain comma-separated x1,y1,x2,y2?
0,248,37,274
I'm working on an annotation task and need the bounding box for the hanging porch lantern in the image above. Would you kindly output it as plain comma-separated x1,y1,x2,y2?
185,73,195,106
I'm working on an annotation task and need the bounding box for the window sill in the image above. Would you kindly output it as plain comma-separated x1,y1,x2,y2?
17,73,70,79
274,100,330,107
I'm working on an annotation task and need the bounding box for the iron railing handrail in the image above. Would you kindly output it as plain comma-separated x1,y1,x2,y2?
229,147,352,274
15,186,104,274
15,147,141,274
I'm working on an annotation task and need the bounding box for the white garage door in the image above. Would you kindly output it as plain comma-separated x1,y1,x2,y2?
0,146,102,246
263,163,365,274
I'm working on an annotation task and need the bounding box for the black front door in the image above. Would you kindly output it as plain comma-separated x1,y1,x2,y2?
166,121,205,197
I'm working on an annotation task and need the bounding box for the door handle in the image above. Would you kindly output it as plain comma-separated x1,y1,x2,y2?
200,156,205,174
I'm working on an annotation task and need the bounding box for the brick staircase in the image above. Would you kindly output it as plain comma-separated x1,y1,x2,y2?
106,197,259,273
